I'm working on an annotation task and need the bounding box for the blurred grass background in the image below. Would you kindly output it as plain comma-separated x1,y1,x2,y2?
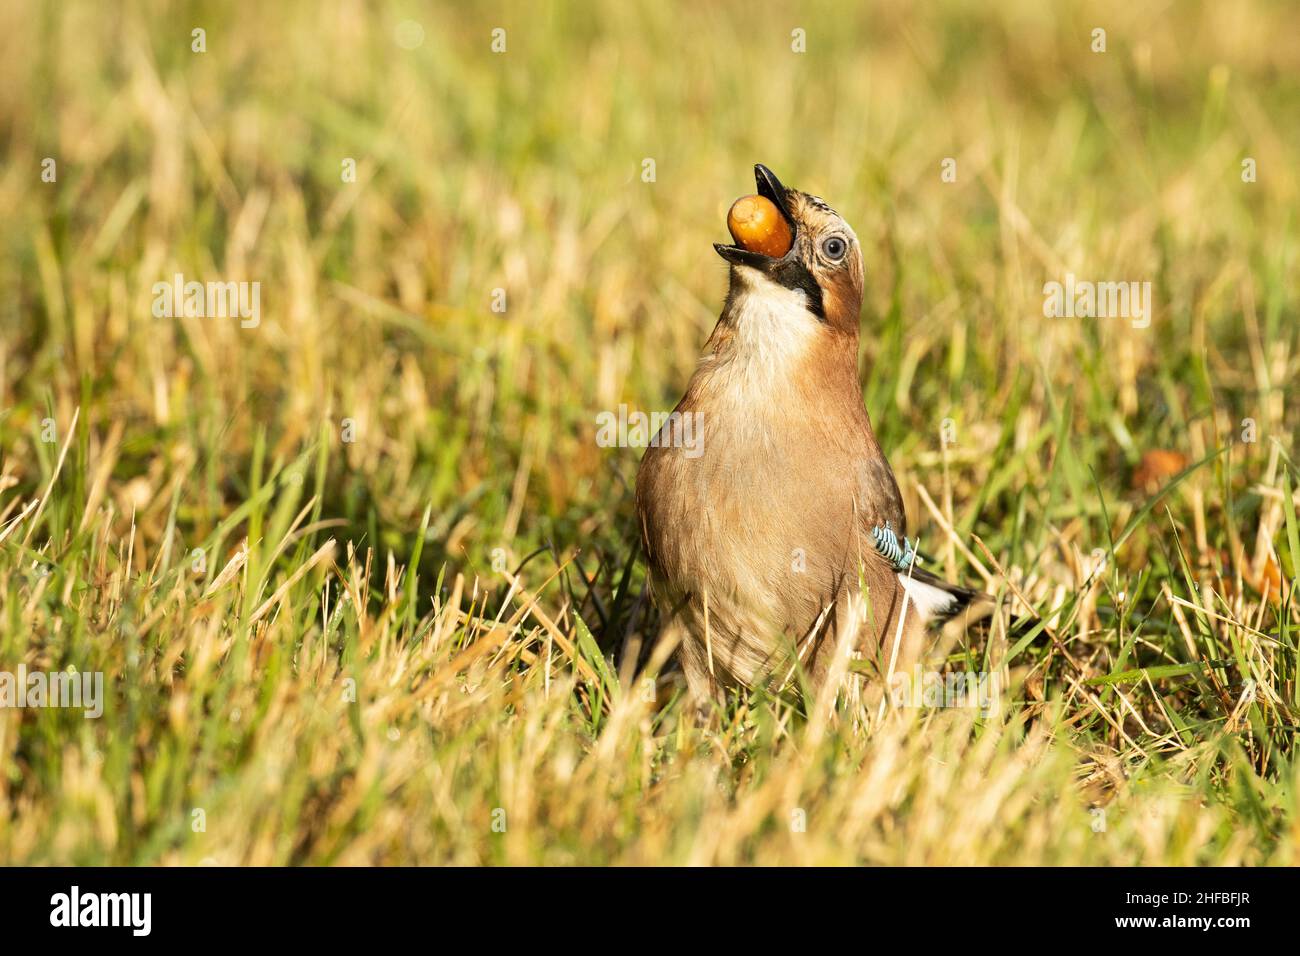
0,0,1297,864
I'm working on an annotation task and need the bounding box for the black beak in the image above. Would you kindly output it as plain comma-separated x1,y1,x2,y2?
714,163,798,269
753,163,794,222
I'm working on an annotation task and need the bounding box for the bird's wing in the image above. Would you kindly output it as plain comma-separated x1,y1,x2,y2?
855,452,908,533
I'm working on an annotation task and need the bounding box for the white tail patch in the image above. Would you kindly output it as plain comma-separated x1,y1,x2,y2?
898,574,960,620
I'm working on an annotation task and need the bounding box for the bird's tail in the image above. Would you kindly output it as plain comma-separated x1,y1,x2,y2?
897,565,985,624
899,566,1051,648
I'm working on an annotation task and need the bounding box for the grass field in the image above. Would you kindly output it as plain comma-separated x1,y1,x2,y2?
1,0,1298,865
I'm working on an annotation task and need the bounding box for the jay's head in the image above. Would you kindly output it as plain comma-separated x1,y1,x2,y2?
714,164,864,336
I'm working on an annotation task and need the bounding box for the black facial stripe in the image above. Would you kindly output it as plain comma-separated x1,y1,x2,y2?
768,258,825,319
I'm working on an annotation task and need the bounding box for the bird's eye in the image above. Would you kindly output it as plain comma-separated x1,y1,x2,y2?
822,236,847,261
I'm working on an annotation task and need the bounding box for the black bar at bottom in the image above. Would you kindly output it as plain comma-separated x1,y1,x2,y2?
0,866,1278,940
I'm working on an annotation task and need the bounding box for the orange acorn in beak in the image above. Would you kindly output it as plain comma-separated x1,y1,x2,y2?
726,194,793,258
